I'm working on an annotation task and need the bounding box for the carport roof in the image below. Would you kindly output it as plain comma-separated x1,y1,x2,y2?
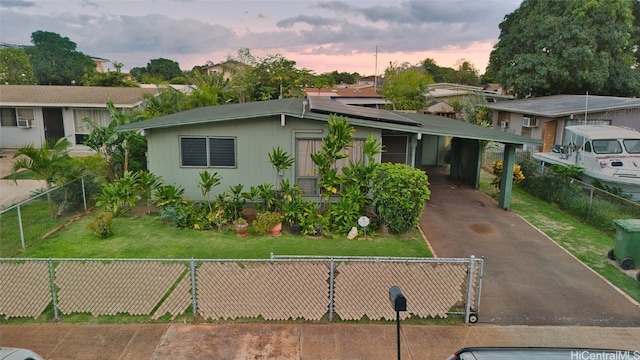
486,94,640,118
118,97,540,146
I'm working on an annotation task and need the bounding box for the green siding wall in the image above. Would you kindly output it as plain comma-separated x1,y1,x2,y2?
146,115,382,201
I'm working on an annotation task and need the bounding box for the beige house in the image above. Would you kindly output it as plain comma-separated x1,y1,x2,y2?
486,94,640,152
0,85,158,149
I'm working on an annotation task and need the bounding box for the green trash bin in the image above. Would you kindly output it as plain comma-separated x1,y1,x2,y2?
609,219,640,270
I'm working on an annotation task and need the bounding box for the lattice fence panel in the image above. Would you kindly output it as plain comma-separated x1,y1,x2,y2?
152,274,192,320
197,261,329,321
55,261,185,316
0,261,51,319
333,262,468,320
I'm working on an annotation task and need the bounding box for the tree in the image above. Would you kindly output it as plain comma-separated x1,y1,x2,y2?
0,48,37,84
454,59,480,86
25,30,95,85
82,61,138,87
488,0,640,97
83,102,148,180
12,137,73,218
145,58,183,82
246,54,310,101
381,62,433,111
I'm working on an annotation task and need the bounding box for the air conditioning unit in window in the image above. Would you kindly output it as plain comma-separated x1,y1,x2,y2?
500,121,509,129
522,117,538,128
17,118,32,128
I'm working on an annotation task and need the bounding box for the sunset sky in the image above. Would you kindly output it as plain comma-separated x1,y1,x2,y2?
0,0,522,76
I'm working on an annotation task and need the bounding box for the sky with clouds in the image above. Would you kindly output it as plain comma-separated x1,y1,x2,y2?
0,0,522,76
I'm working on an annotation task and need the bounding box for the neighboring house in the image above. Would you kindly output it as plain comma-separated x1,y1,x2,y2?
303,87,388,108
486,94,640,152
0,85,159,149
427,83,513,104
201,60,247,81
117,97,540,209
0,42,110,74
424,100,456,119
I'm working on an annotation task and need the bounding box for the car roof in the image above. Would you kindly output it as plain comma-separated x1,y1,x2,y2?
455,347,631,360
0,347,44,360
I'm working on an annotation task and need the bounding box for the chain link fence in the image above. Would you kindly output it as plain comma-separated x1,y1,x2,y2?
0,255,484,323
0,177,99,257
483,149,640,235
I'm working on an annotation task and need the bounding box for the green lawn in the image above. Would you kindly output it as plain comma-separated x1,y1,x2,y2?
15,210,432,259
479,171,640,303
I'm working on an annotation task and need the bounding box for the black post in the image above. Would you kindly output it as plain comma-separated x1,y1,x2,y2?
389,286,407,360
396,309,401,360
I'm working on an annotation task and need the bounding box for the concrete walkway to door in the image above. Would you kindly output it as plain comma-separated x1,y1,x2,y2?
420,167,640,326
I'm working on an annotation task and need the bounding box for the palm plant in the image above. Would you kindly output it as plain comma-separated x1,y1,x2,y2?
197,170,222,213
138,171,163,214
268,146,294,193
12,137,73,218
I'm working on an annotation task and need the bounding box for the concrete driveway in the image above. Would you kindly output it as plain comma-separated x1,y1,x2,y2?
421,167,640,326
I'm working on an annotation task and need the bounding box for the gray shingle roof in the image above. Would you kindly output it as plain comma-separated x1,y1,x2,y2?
117,97,541,146
486,94,640,118
0,85,159,108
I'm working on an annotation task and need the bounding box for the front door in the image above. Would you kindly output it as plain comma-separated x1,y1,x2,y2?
542,121,557,152
43,108,65,146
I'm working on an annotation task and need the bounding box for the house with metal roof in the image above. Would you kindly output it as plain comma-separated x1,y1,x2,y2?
0,85,159,149
118,97,540,209
486,94,640,152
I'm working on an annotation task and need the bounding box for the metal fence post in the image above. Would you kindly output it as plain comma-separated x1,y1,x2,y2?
48,258,60,320
190,259,197,316
17,205,25,250
474,257,484,319
464,255,476,323
328,259,335,321
81,176,88,212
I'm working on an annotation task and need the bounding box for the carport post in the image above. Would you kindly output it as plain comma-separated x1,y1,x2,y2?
499,144,516,210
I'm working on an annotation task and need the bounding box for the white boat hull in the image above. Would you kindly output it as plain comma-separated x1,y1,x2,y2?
533,151,640,200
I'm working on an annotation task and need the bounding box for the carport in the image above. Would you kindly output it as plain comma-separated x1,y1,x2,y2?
397,112,542,210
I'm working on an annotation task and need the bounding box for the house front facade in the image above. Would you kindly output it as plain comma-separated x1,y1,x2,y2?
118,97,539,209
0,85,158,149
486,95,640,152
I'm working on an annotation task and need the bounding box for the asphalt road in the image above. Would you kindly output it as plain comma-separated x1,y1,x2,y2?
421,167,640,326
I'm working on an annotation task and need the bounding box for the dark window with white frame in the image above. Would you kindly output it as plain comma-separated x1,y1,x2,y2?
0,108,17,127
180,136,236,168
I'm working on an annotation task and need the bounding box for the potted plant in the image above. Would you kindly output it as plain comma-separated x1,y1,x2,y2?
234,217,249,237
251,211,284,236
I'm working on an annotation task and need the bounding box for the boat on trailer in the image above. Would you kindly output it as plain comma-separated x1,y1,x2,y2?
532,125,640,200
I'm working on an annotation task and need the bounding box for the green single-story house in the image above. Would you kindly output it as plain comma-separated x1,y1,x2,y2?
117,97,541,209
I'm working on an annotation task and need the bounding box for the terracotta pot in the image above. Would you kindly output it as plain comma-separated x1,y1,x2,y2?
269,222,283,236
236,223,249,237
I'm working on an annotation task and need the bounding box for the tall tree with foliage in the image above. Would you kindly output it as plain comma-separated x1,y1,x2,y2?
488,0,640,98
0,48,37,84
381,62,433,111
82,61,138,87
247,54,310,101
145,58,184,82
25,30,95,85
12,138,73,218
83,102,148,180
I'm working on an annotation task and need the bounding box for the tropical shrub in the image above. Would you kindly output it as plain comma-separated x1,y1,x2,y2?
86,211,114,238
491,160,525,189
250,211,283,236
371,163,430,234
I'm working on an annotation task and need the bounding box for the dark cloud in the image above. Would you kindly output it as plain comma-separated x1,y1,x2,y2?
0,0,35,8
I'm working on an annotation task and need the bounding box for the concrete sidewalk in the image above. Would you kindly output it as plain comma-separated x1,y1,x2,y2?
1,323,638,360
